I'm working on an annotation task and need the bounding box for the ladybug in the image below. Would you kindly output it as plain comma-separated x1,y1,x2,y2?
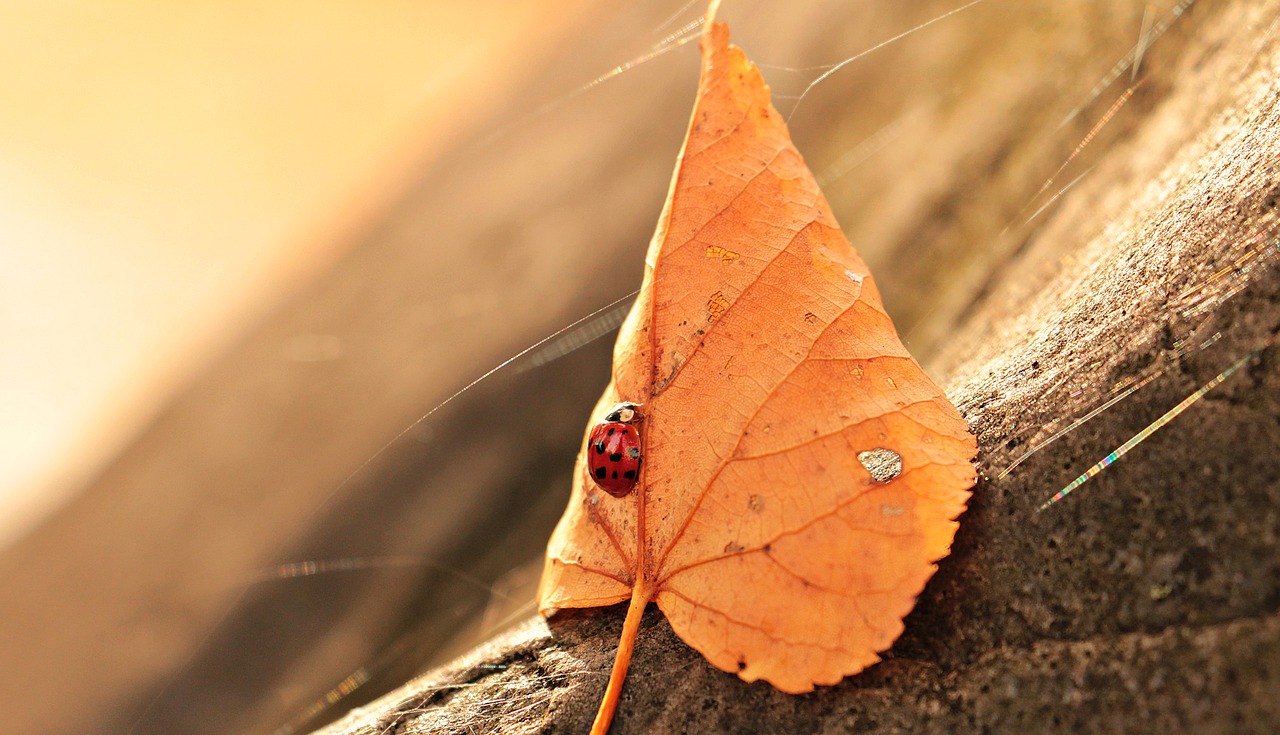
587,402,643,497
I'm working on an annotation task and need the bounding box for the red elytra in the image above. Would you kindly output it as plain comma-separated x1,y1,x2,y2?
587,403,643,497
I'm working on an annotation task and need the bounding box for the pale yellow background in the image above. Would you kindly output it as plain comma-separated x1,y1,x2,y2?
0,0,591,546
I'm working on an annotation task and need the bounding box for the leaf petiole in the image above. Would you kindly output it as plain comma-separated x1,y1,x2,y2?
590,581,654,735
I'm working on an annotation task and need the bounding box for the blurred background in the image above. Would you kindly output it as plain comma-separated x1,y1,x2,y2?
0,1,1186,733
0,0,597,548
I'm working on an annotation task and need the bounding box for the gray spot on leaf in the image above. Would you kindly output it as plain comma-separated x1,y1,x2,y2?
859,448,903,483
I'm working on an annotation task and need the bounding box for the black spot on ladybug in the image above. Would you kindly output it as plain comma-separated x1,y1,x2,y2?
624,470,636,480
595,467,607,480
627,447,641,459
609,453,623,462
595,441,605,454
607,427,615,436
612,470,619,480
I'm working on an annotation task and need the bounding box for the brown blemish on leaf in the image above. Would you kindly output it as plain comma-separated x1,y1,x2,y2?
707,291,730,321
707,245,740,263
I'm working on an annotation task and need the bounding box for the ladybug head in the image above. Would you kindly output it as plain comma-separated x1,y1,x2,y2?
604,402,643,424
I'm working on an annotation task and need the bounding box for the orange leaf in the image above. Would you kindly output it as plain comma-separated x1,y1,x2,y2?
538,5,976,732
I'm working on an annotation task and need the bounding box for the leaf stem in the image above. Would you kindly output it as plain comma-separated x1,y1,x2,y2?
590,583,652,735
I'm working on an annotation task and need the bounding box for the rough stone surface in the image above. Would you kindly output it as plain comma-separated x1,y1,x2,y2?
321,609,1280,734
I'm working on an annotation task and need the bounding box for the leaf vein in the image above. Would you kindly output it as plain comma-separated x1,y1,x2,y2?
663,588,854,657
654,295,905,573
659,461,960,582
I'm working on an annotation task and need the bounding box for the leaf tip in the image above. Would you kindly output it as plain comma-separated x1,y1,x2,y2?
701,0,731,56
705,0,722,26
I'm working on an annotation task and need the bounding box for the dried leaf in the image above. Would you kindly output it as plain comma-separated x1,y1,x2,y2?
539,5,977,732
